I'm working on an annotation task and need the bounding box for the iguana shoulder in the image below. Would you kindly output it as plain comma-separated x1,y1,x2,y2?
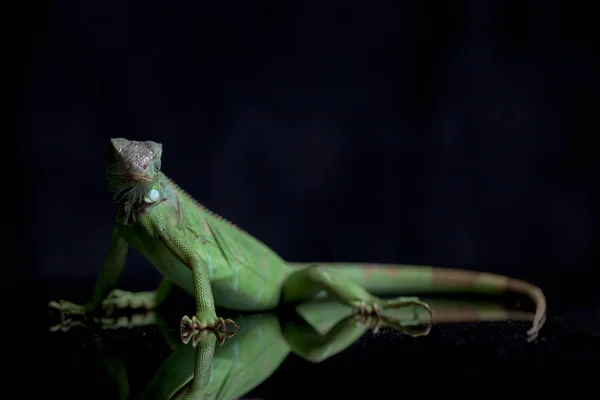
164,175,290,281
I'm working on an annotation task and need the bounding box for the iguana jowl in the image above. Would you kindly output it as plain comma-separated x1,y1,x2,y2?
49,138,547,337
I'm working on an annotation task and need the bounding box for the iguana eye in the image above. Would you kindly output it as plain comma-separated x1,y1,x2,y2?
145,188,160,203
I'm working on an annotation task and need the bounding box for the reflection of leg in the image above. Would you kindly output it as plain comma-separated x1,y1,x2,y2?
283,313,368,363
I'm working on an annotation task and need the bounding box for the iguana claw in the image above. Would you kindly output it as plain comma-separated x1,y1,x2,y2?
181,324,238,346
356,301,382,317
219,318,239,331
181,328,212,347
180,315,239,339
354,314,384,333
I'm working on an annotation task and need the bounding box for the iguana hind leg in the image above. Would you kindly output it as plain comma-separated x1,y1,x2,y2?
282,265,432,317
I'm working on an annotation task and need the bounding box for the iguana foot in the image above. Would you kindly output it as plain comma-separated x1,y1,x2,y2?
352,297,433,335
181,324,237,346
48,300,87,319
355,300,382,317
353,300,433,337
180,315,239,336
354,297,431,316
102,289,156,314
354,314,432,337
49,290,157,320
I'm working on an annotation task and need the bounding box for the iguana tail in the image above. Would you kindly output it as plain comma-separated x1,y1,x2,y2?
287,262,546,336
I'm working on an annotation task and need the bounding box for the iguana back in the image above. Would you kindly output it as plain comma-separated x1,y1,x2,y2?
161,175,291,310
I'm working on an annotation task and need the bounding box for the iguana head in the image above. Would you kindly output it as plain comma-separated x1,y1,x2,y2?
106,138,163,220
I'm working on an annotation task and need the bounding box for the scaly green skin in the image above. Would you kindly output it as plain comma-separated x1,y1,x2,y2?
49,138,547,338
55,298,539,399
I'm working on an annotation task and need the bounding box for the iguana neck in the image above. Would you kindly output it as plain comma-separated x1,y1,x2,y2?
111,173,169,225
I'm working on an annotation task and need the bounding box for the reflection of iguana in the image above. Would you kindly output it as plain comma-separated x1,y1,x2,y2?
49,138,546,338
60,299,537,399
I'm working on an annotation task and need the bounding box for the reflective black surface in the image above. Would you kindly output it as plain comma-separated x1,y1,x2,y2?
12,281,600,398
9,1,599,397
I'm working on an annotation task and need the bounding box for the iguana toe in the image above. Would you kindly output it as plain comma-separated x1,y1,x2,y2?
381,297,433,316
179,315,240,339
355,300,377,316
102,289,156,314
217,317,239,333
48,300,87,319
353,314,384,333
352,300,387,317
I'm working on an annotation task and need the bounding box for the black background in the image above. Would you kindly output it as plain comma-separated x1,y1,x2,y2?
7,0,600,395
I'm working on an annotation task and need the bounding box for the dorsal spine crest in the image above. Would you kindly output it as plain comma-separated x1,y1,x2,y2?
165,177,240,230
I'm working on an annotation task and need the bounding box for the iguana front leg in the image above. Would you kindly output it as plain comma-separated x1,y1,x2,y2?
49,225,174,317
153,218,238,333
49,225,128,316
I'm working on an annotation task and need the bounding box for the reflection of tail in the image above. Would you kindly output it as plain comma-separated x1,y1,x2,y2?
287,262,547,338
426,300,535,324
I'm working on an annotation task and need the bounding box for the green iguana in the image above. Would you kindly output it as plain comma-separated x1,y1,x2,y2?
49,138,547,339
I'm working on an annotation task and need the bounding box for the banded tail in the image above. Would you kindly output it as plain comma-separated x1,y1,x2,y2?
287,262,547,338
